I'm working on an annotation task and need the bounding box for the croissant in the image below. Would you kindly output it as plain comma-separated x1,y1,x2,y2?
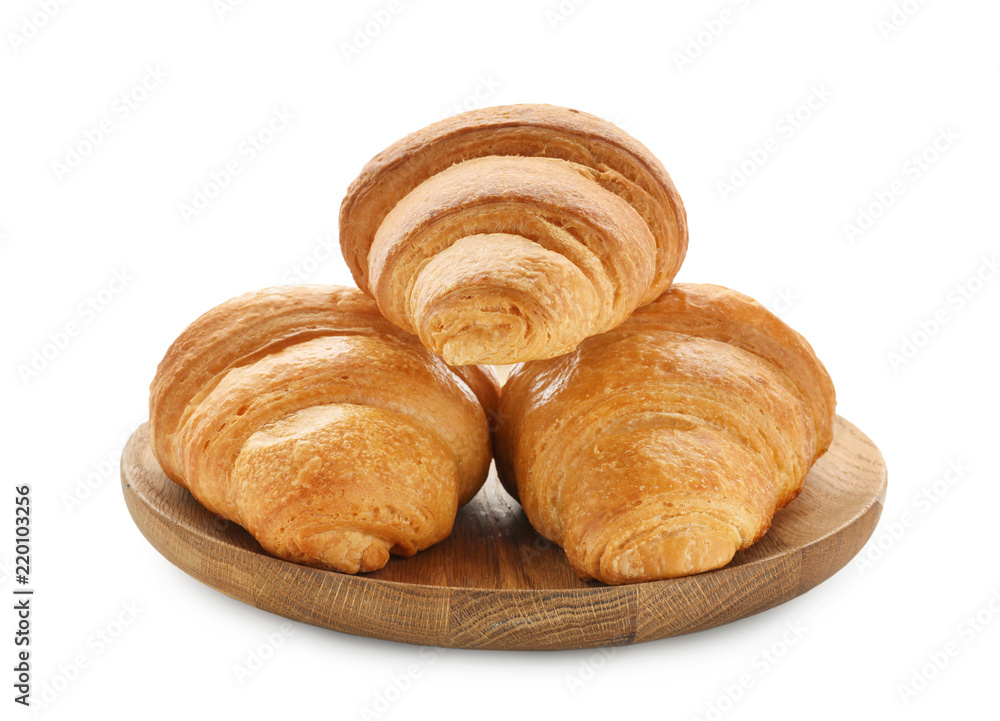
339,103,688,365
494,283,836,585
148,285,499,574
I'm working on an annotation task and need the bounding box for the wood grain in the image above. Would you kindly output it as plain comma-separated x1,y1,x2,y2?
121,415,886,651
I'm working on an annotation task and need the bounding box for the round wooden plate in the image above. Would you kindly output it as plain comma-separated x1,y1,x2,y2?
121,416,886,651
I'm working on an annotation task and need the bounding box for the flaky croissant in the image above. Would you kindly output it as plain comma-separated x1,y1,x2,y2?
495,283,836,585
149,285,498,574
340,103,688,365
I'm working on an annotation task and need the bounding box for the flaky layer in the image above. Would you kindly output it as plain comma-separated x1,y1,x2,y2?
495,283,836,585
232,404,459,573
339,104,688,365
149,285,499,574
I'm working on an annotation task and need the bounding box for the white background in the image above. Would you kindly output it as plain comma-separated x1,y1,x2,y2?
3,0,998,719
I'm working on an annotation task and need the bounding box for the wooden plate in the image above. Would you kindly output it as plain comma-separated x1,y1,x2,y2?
121,416,886,651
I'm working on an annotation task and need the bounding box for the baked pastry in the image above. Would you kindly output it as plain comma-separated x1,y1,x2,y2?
339,103,688,365
149,285,499,574
494,283,836,584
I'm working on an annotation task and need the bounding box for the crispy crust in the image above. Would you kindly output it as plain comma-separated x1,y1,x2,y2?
495,283,836,584
339,104,688,364
149,285,499,574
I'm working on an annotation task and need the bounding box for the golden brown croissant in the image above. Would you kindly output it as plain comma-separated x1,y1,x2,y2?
494,283,836,584
339,103,688,365
149,285,499,574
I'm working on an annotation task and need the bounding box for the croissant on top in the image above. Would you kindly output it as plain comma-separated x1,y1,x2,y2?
149,285,499,574
340,103,688,366
494,283,836,584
